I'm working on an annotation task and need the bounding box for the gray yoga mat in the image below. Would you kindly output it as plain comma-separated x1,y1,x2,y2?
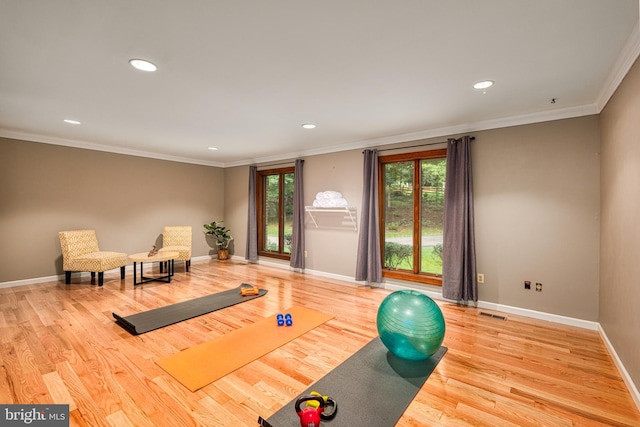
261,337,447,427
112,284,267,335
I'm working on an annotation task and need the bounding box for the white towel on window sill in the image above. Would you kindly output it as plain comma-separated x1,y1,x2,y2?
315,190,343,201
312,198,348,208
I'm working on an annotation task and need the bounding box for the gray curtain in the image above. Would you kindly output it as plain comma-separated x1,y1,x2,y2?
290,159,305,269
442,136,477,302
355,149,382,282
246,165,258,262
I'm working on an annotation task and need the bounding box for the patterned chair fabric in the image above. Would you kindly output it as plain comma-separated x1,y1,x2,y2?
58,229,127,286
158,226,192,271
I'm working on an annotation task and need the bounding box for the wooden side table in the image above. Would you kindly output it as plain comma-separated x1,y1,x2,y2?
128,251,179,286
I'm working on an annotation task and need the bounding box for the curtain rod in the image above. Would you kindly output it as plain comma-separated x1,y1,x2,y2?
255,158,303,169
258,161,293,168
367,136,475,153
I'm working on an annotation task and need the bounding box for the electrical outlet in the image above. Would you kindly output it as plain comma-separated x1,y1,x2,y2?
524,281,531,290
304,251,308,257
477,273,484,283
536,282,542,292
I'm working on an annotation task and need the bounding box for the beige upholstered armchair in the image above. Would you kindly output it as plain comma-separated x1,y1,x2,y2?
58,229,127,286
159,226,192,272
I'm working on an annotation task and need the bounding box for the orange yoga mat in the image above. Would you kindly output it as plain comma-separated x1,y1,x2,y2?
156,306,334,391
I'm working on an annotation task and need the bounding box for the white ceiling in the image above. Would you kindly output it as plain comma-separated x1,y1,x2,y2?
1,1,639,167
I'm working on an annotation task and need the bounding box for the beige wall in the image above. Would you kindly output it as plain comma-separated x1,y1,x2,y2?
0,137,224,283
2,118,602,322
302,151,363,276
223,117,601,321
473,117,601,320
223,165,249,258
600,55,640,389
224,150,364,277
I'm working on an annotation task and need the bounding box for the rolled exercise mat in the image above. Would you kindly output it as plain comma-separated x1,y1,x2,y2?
113,283,267,335
262,337,447,427
156,306,334,391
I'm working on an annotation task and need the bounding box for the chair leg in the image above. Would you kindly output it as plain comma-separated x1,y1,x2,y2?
186,260,190,272
65,271,71,284
160,262,164,273
120,266,125,279
91,272,96,284
98,272,104,286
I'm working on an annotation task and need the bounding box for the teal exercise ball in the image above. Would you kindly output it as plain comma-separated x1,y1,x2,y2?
376,290,446,361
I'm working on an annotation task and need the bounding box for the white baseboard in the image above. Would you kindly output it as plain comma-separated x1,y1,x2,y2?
0,274,63,289
246,257,365,287
298,268,364,287
599,325,640,411
0,256,213,289
2,259,638,411
473,301,599,330
246,263,601,331
0,263,613,331
382,280,600,330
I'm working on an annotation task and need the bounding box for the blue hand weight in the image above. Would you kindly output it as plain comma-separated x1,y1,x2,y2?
277,313,284,326
285,313,293,326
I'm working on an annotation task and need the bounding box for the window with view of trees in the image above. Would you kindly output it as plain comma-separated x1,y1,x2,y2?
257,167,294,259
380,149,446,285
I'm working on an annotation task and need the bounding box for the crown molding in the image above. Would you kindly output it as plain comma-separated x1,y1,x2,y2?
4,15,639,171
0,129,225,168
226,15,640,168
596,20,640,112
225,103,599,168
0,103,604,171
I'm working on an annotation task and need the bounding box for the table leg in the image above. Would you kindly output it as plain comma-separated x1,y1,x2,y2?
132,258,174,286
134,262,145,286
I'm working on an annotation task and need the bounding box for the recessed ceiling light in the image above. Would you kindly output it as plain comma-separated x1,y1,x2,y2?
207,147,218,151
129,59,157,72
301,123,316,129
63,119,81,125
473,80,494,90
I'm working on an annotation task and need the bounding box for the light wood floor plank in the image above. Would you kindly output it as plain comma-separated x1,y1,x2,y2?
0,259,638,426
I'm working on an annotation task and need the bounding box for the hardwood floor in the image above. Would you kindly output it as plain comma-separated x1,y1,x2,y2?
1,260,639,426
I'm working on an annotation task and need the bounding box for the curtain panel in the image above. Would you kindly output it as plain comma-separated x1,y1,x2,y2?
246,165,258,262
290,159,305,269
355,149,382,283
442,136,477,302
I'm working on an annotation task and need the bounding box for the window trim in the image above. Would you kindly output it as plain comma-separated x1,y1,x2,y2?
378,148,447,286
256,167,294,260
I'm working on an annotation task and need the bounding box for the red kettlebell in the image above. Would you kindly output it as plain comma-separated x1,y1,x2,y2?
295,395,325,427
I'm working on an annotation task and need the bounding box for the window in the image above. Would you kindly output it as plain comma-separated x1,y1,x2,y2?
379,149,446,285
256,167,294,260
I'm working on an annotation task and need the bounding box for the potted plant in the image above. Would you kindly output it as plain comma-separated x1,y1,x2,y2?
204,220,233,260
